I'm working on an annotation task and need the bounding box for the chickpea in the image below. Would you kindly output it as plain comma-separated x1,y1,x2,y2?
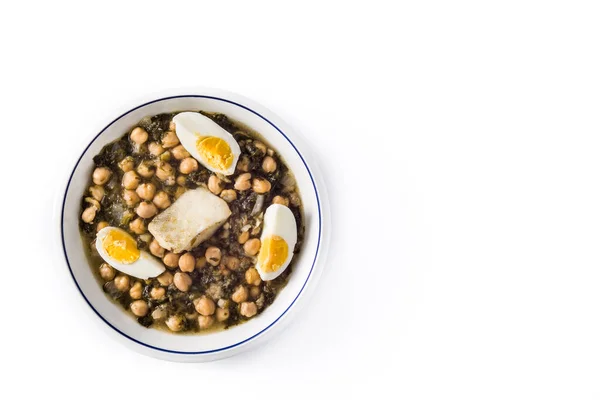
129,300,149,317
123,189,140,207
254,141,267,154
89,185,105,201
129,281,143,299
157,271,173,286
166,315,185,332
195,257,207,269
176,175,186,186
250,286,261,299
163,252,180,268
173,272,192,292
224,256,241,271
81,207,96,223
148,142,165,156
92,167,112,185
194,296,216,316
179,157,199,174
178,253,196,272
129,217,146,234
150,286,166,300
99,263,115,281
234,173,252,191
205,247,221,266
237,155,250,172
245,268,262,286
114,275,130,291
152,191,171,209
252,178,271,194
122,170,141,190
149,239,165,257
238,231,250,244
215,307,230,322
244,238,261,256
198,315,214,329
130,127,148,144
162,131,179,148
262,156,277,173
135,201,158,219
156,161,174,181
240,302,258,318
208,175,224,195
174,186,186,198
118,157,134,172
172,145,190,160
231,285,248,303
220,189,237,203
136,183,156,201
136,161,155,178
272,195,289,206
96,221,109,232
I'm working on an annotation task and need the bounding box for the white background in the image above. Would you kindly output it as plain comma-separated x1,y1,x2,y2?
2,1,600,398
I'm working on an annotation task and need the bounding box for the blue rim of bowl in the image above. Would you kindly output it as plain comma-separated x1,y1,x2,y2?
61,95,321,354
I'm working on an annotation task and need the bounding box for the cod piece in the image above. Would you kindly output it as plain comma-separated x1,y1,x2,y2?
148,187,231,253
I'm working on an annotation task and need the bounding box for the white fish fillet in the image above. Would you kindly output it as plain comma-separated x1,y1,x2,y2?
148,187,231,253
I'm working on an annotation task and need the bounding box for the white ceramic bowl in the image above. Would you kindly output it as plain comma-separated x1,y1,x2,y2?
58,89,329,362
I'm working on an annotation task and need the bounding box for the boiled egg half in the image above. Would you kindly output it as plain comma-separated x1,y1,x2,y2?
255,204,298,281
173,112,241,175
96,226,165,279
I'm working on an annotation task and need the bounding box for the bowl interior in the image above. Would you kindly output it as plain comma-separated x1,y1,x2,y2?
62,95,321,354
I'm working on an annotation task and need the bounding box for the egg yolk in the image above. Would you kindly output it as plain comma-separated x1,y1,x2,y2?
102,230,140,264
257,235,289,273
196,136,233,171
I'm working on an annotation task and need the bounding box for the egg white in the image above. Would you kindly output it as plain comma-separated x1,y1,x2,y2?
173,112,241,175
256,204,298,281
96,227,165,279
